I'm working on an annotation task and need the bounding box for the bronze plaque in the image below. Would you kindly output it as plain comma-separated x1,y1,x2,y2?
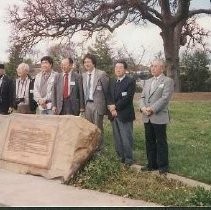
1,118,58,169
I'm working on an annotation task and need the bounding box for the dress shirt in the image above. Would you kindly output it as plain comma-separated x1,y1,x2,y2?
0,75,3,87
16,76,30,104
86,69,95,100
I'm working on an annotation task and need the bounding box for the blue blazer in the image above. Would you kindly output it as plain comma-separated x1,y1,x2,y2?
108,75,135,122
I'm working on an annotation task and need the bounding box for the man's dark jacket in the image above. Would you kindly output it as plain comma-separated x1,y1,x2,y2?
107,75,136,122
0,75,14,114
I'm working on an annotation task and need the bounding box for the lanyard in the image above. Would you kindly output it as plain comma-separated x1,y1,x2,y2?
17,79,28,98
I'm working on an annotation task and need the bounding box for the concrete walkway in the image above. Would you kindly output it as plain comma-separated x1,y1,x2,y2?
0,169,158,207
132,164,211,191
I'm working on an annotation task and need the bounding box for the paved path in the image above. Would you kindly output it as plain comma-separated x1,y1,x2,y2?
0,169,158,207
1,165,210,207
132,165,211,191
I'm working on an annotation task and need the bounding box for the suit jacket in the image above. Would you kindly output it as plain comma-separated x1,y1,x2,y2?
108,75,136,123
140,74,174,124
0,75,14,114
34,70,57,109
13,77,37,112
52,71,85,115
82,69,109,115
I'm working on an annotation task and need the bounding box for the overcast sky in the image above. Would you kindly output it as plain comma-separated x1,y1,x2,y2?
0,0,210,64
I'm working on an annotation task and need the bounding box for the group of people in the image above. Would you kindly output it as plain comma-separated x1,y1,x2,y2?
0,54,174,175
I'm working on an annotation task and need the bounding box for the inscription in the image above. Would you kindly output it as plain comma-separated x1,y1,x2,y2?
2,119,57,169
7,128,51,156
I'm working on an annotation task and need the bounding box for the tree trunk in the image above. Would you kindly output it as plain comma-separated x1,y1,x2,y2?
161,25,183,92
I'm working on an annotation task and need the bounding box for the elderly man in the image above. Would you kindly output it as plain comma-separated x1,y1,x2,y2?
0,64,13,114
34,56,57,115
140,59,174,175
14,63,37,114
52,57,84,115
82,53,109,151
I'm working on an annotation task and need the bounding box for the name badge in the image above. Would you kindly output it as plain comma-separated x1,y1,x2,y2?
46,102,52,110
158,84,164,88
122,92,127,96
97,85,102,91
30,90,34,93
70,81,75,85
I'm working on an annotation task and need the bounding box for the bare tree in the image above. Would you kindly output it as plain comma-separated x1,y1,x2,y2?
47,41,77,71
8,0,211,91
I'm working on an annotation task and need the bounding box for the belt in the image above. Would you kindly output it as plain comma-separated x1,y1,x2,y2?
86,100,94,103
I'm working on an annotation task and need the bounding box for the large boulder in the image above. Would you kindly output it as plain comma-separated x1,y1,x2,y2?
0,114,100,183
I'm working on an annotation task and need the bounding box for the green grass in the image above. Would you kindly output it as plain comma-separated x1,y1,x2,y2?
134,101,211,184
70,101,211,206
168,101,211,184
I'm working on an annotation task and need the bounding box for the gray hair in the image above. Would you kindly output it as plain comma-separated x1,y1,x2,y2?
17,63,30,73
152,59,165,66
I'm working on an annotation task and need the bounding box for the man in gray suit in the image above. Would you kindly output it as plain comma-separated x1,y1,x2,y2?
140,59,174,175
52,57,84,115
82,53,109,151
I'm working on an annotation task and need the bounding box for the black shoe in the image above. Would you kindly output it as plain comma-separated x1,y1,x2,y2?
124,160,134,167
141,166,157,172
124,163,132,168
159,169,168,175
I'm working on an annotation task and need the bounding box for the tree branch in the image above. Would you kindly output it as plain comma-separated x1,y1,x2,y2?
189,9,211,18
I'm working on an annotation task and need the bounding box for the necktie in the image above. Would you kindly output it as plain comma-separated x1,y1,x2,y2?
63,73,69,98
86,73,91,100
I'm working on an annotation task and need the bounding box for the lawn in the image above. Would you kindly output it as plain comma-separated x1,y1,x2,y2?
70,95,211,206
134,101,211,184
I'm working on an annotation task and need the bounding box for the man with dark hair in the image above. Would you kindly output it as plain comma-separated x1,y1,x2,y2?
107,60,136,166
41,56,54,66
0,64,14,114
34,56,57,114
52,57,84,115
82,53,109,151
82,53,97,67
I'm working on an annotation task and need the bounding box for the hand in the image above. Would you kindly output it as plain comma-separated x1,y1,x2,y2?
8,107,13,114
111,110,117,117
52,106,57,114
141,107,153,116
141,107,149,116
38,99,46,105
40,103,47,109
79,111,85,118
108,104,116,112
146,107,154,116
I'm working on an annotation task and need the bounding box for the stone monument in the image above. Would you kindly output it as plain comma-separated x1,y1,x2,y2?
0,113,100,184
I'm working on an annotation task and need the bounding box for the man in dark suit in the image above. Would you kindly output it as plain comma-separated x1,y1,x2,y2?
52,57,84,115
0,64,14,115
108,60,136,166
82,53,109,151
140,59,174,175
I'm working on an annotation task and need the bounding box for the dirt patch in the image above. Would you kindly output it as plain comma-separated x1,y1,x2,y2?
134,92,211,102
172,92,211,101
